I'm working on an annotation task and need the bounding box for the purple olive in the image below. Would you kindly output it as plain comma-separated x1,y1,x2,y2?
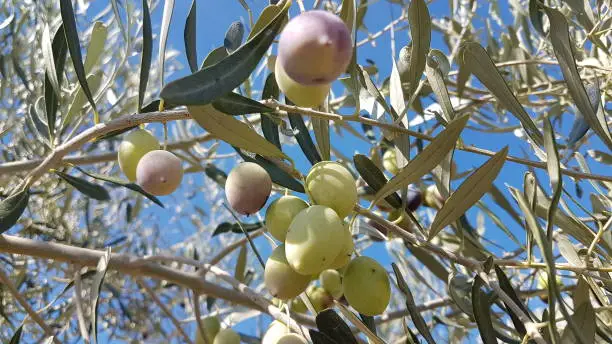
278,10,352,85
225,162,272,215
136,150,183,196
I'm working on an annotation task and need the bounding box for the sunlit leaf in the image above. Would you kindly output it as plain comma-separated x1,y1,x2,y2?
83,22,108,74
90,248,111,343
405,0,431,95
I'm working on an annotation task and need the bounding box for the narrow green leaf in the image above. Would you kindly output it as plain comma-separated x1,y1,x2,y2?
200,46,229,69
0,188,30,234
494,265,530,337
60,0,98,118
184,0,198,73
160,1,289,105
139,0,152,112
315,309,357,344
62,72,103,130
188,104,286,158
544,7,612,150
389,60,406,120
211,92,273,116
44,24,68,139
55,171,110,201
353,154,402,208
543,118,562,239
560,303,595,344
405,0,431,96
90,247,111,344
429,147,508,239
488,184,523,226
224,21,244,53
158,0,175,88
247,2,286,40
287,110,322,165
358,66,397,119
83,22,108,74
212,222,262,236
74,167,164,207
42,24,61,100
27,102,50,145
12,54,31,91
425,51,453,124
372,115,469,206
392,263,435,344
447,271,473,316
309,329,339,344
9,323,23,344
260,73,281,150
235,150,305,193
459,42,543,146
340,0,356,39
359,314,377,336
312,118,330,161
472,276,497,344
234,244,247,282
529,0,545,36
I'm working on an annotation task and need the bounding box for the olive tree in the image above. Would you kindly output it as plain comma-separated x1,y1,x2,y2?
1,0,611,343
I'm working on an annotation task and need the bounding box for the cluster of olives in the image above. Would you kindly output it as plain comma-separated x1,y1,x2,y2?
118,128,183,196
194,316,241,344
275,10,353,108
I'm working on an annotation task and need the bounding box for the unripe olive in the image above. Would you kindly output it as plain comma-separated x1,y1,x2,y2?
305,161,357,218
275,60,330,108
272,297,307,314
213,328,240,344
225,162,272,215
342,256,390,316
277,333,308,344
265,245,312,300
118,129,160,182
326,224,353,269
265,196,309,242
278,10,352,85
262,321,287,344
423,184,444,209
306,285,334,312
136,150,183,196
382,149,400,175
285,205,345,275
195,317,221,344
319,269,343,299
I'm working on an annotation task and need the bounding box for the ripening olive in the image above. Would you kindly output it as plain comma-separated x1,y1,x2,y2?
319,269,343,299
277,333,308,344
326,223,353,270
306,285,333,312
195,317,221,344
305,161,357,218
225,162,272,215
264,245,312,300
135,150,183,196
382,149,400,175
213,328,240,344
342,256,390,316
278,10,352,85
118,129,160,182
262,321,287,344
285,205,345,275
265,196,309,242
275,59,330,108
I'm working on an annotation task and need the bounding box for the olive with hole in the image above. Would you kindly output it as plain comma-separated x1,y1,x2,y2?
275,60,331,108
265,196,309,241
285,205,345,275
305,161,357,218
319,269,343,299
118,129,160,182
277,333,308,344
342,256,390,316
213,328,240,344
278,10,352,85
136,150,183,196
225,162,272,215
195,316,221,344
264,244,312,300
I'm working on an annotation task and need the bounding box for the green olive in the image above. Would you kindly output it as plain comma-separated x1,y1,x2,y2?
275,59,331,108
264,245,312,300
118,129,159,182
319,269,343,299
195,316,221,344
265,196,309,242
305,161,357,218
342,256,390,316
326,223,353,270
306,285,333,312
382,149,400,174
262,321,287,344
285,205,346,275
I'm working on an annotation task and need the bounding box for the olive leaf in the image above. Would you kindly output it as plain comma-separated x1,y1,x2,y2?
472,276,497,344
44,24,68,139
83,22,108,74
211,92,273,116
224,21,244,53
260,73,281,150
184,0,198,73
405,0,431,96
139,0,152,112
157,0,175,88
90,248,111,343
287,109,322,166
0,188,30,234
55,171,110,201
234,148,305,193
212,222,262,236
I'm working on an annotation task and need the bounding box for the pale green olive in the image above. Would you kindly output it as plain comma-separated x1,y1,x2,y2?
275,59,331,108
265,196,309,242
326,223,353,270
264,245,312,300
319,269,343,299
195,317,221,344
118,129,159,182
305,161,357,218
342,256,390,316
277,333,308,344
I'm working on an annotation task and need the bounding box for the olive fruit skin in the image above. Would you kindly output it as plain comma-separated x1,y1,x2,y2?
265,196,309,242
225,162,272,215
326,224,353,269
306,285,333,312
342,256,390,316
305,161,357,219
278,10,352,85
319,269,343,299
285,205,345,275
277,333,308,344
213,328,240,344
195,317,221,344
262,321,287,344
135,150,183,196
118,129,160,182
382,149,400,175
264,245,312,300
275,60,330,108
